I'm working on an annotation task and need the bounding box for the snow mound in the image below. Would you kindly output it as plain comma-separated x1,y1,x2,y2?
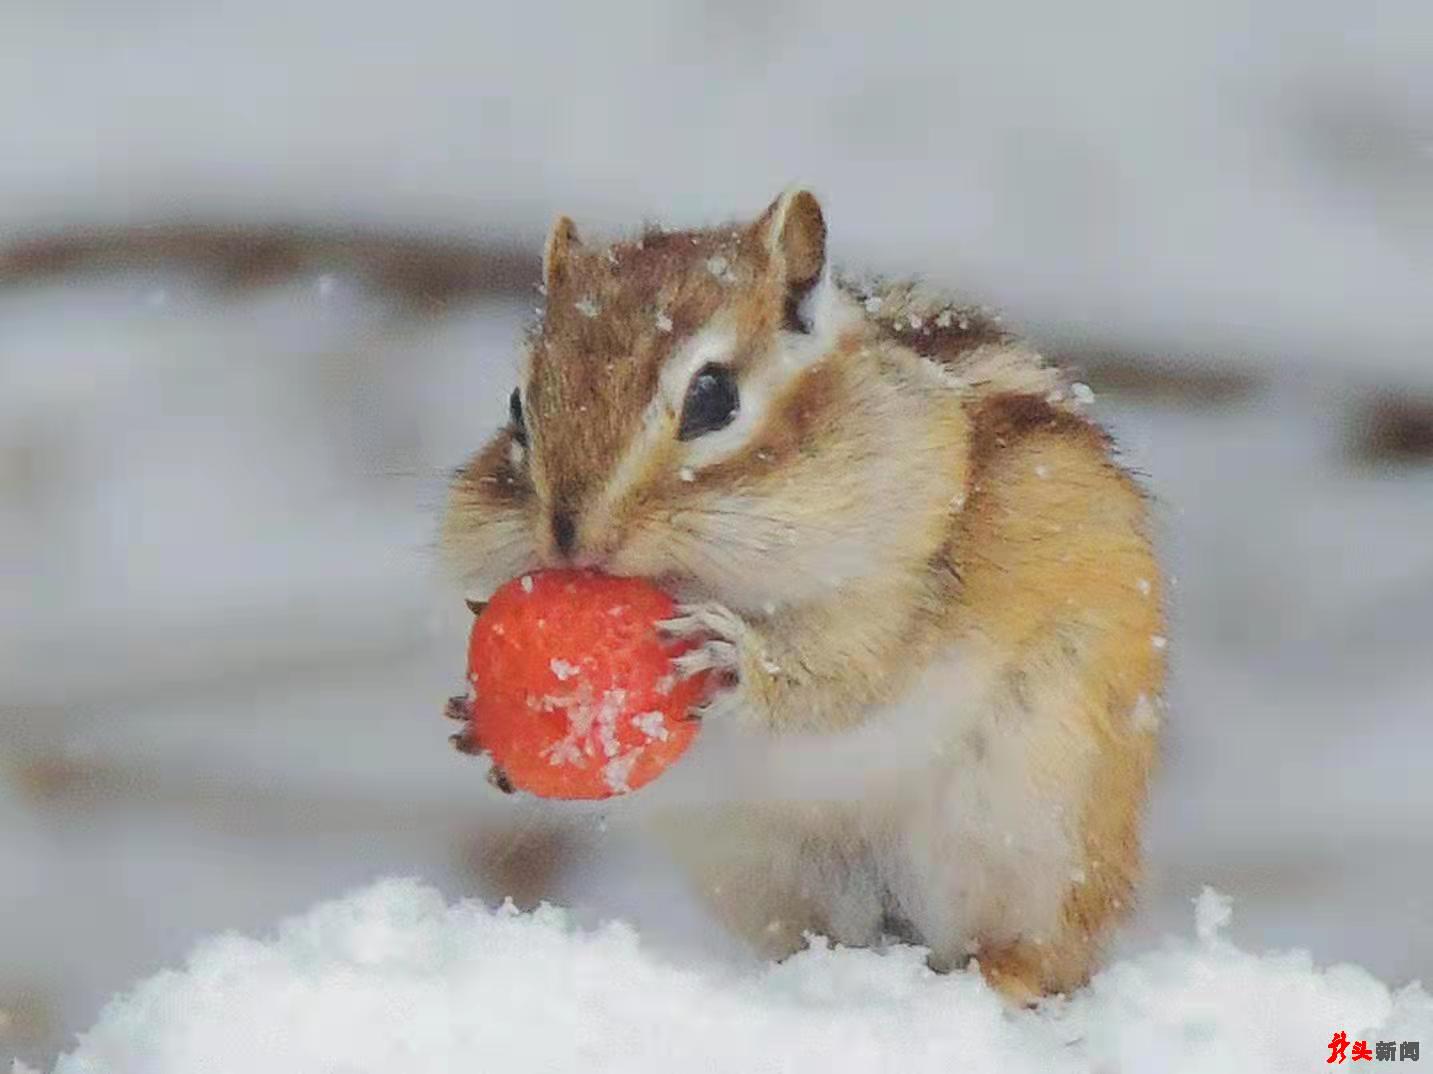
43,879,1432,1074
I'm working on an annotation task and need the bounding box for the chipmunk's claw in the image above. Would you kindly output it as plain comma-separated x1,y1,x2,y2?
444,695,471,722
660,602,745,680
672,640,740,679
465,598,489,616
485,762,515,794
656,601,756,722
657,601,745,643
449,730,481,756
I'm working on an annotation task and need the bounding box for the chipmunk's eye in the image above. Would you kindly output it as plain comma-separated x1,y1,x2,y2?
677,364,739,441
509,388,527,447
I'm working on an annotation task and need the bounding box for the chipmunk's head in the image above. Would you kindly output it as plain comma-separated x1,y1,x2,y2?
443,189,964,613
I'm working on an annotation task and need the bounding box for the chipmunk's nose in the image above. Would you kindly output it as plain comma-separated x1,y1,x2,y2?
545,498,612,569
551,510,578,561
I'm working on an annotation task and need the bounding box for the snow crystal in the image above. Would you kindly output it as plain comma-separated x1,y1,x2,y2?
520,575,534,594
1137,577,1152,597
654,311,673,333
1151,634,1168,651
863,295,883,314
549,658,581,682
574,297,600,318
1071,382,1096,405
1195,886,1233,943
936,309,953,328
49,880,1433,1074
908,313,924,330
679,467,695,483
543,736,584,768
1034,464,1050,479
601,749,641,793
596,690,626,757
536,684,628,767
630,711,669,742
704,255,730,278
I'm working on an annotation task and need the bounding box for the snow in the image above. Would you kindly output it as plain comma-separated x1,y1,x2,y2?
44,879,1433,1074
549,658,581,682
600,750,640,794
1195,887,1234,943
631,712,670,742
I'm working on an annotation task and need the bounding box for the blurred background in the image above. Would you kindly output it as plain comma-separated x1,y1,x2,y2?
3,0,1432,1064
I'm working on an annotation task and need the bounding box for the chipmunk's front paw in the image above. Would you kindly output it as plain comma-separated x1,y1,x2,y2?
661,602,744,676
444,694,516,793
658,602,778,724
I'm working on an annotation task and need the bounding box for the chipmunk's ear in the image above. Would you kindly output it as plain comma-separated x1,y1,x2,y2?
756,189,827,330
542,215,582,289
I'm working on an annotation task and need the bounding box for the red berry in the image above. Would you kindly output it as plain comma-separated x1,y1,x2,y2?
461,570,706,799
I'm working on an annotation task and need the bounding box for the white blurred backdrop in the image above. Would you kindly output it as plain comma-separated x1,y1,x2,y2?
2,1,1431,1065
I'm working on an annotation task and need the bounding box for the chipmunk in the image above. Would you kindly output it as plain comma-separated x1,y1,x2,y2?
440,189,1165,1003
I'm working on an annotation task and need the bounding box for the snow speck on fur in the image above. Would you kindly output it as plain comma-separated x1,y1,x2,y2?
46,879,1433,1074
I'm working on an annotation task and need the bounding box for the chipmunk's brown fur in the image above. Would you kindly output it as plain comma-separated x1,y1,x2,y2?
442,189,1165,1002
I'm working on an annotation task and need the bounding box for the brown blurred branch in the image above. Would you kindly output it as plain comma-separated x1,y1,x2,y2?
0,225,539,307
